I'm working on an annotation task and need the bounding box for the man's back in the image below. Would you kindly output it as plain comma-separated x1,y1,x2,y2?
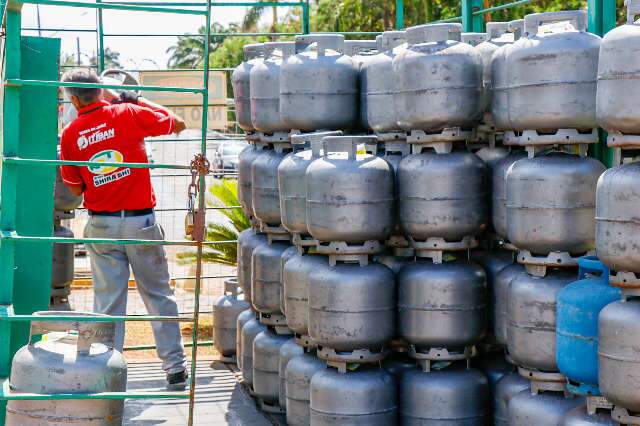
60,100,174,212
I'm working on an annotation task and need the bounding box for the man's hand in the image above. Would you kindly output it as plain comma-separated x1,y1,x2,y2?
112,90,140,105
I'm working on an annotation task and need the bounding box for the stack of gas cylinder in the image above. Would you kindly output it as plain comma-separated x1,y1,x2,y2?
584,0,640,423
226,8,640,424
52,159,82,310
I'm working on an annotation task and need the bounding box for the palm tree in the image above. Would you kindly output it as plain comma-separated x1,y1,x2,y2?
166,23,239,69
241,1,280,34
178,179,249,267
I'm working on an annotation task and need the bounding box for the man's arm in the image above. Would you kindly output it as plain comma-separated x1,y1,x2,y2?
67,184,84,197
137,97,186,134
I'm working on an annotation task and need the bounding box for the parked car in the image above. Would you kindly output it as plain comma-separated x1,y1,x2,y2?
213,139,248,178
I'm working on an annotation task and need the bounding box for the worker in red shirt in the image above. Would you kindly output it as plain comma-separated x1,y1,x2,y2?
60,69,189,390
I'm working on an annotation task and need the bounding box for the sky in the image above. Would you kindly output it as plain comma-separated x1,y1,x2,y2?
21,1,292,69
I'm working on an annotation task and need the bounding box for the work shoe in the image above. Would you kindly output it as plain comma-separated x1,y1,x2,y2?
166,369,189,391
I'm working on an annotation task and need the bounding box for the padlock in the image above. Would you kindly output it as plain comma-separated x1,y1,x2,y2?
185,210,195,237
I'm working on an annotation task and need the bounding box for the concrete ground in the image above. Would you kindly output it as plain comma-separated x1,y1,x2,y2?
124,359,283,426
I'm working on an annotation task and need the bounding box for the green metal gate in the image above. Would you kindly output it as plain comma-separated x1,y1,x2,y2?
0,0,618,424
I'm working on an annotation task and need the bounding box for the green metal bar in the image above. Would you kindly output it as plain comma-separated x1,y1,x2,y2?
3,156,192,170
1,233,236,245
0,380,189,400
6,78,205,94
1,314,193,322
104,31,299,37
16,0,209,14
22,27,97,32
124,340,214,351
97,0,105,72
472,0,532,15
395,0,404,29
302,0,309,34
188,0,212,422
102,0,304,5
0,233,236,246
462,0,485,31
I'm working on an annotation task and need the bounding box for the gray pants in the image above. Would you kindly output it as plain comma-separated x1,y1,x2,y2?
85,212,187,374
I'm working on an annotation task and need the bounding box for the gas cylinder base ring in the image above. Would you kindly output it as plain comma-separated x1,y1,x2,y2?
317,346,388,365
586,396,614,415
609,271,640,292
410,236,478,262
259,399,286,414
259,313,287,327
245,131,260,142
314,240,383,256
517,250,592,277
295,334,316,349
375,131,407,142
611,406,640,425
503,128,598,147
291,232,318,249
517,366,566,390
407,127,476,146
409,345,476,362
257,131,294,144
607,132,640,149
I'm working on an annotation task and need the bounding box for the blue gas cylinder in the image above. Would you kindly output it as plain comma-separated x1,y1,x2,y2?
556,256,620,396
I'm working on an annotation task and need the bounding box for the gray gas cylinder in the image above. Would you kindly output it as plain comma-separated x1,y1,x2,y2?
393,23,482,131
253,327,293,408
507,269,575,372
363,31,407,133
508,384,585,425
491,19,525,131
506,152,605,255
494,263,526,346
400,366,489,425
6,312,127,426
398,258,487,353
213,278,250,359
278,338,304,409
240,315,267,387
596,161,640,274
250,42,295,134
283,252,329,338
308,256,396,362
51,222,74,311
398,148,488,243
252,239,293,325
280,34,359,131
506,10,600,131
491,150,526,240
306,136,394,244
237,228,268,305
597,0,640,136
286,350,326,426
494,372,530,426
310,365,397,425
278,131,341,237
232,43,263,132
561,405,619,426
236,308,254,371
251,143,292,228
598,295,640,412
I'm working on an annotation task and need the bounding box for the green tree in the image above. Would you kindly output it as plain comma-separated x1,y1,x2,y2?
178,179,249,266
90,47,122,69
166,23,239,69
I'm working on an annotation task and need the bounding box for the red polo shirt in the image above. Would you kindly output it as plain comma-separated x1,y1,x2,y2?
60,100,174,212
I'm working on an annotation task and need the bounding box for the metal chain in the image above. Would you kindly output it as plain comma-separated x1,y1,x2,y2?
186,153,211,242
